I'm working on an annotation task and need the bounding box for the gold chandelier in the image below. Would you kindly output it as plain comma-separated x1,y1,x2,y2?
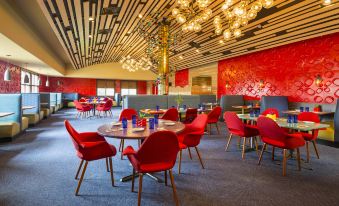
120,56,155,72
213,0,274,40
172,0,213,33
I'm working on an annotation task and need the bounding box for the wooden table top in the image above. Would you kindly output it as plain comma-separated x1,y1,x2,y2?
0,112,14,118
97,120,185,140
80,101,106,105
140,109,167,115
232,105,260,109
22,106,36,110
282,110,335,116
237,114,330,132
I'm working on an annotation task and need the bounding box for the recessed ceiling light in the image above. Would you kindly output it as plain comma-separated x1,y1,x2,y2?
89,35,92,38
323,0,332,5
89,16,94,21
195,49,200,53
138,14,143,18
179,55,183,59
219,40,225,44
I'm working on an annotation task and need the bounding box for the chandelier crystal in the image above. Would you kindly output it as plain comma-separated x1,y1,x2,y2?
120,56,155,72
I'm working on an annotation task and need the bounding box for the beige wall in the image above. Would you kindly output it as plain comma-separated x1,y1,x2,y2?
168,63,218,95
65,62,157,81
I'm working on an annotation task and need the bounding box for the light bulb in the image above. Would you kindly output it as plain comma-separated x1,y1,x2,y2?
172,8,180,17
251,2,262,12
322,0,332,5
213,16,222,25
224,11,234,19
182,24,188,32
176,14,186,24
231,20,241,29
204,8,213,17
262,0,274,8
215,28,223,35
233,6,245,17
241,18,248,26
233,29,242,37
194,23,202,32
223,29,232,40
247,10,257,20
221,2,231,11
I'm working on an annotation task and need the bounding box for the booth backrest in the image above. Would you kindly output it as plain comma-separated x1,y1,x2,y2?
56,93,62,104
123,95,168,111
220,95,244,110
199,95,217,104
40,93,50,108
50,93,57,107
260,96,289,117
167,95,200,108
22,93,40,114
0,94,22,124
62,93,78,101
334,99,339,142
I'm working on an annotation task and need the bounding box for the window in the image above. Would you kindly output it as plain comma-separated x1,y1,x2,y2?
97,80,115,96
121,81,137,96
21,70,40,93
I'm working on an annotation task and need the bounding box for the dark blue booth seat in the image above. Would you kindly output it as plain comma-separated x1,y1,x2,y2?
219,95,244,120
167,95,200,108
22,93,42,125
0,94,22,139
260,96,289,117
40,93,52,117
62,93,78,108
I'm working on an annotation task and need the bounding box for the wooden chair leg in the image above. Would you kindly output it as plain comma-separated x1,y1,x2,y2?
106,158,110,172
195,147,204,169
138,173,143,206
169,169,179,206
119,140,122,152
241,137,246,160
188,147,192,160
109,157,114,187
258,143,266,165
75,161,88,196
132,169,135,192
178,150,182,174
282,149,287,176
225,134,233,151
216,123,220,134
306,141,310,163
296,148,301,171
121,139,125,160
254,137,259,155
272,147,275,161
209,124,212,135
312,140,320,159
164,170,168,186
75,160,84,179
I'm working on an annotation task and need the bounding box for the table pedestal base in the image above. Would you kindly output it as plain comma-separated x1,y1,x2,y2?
120,173,163,183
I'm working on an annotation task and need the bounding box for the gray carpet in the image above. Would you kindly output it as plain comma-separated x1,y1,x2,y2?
1,108,339,206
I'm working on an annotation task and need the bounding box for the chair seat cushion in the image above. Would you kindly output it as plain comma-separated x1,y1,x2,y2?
23,114,39,125
0,122,20,138
262,133,305,149
77,143,116,161
300,132,315,141
127,154,174,173
229,124,259,137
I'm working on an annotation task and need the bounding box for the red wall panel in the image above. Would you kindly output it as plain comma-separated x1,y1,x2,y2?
137,81,147,94
0,60,21,93
39,76,97,97
218,33,339,104
175,68,189,87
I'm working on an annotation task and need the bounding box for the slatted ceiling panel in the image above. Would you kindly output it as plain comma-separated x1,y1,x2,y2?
38,0,339,71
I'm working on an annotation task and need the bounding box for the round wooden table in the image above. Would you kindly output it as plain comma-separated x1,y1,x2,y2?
97,120,185,182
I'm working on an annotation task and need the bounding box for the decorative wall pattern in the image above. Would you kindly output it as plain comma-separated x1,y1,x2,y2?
137,81,147,95
175,69,189,87
218,33,339,104
0,60,21,93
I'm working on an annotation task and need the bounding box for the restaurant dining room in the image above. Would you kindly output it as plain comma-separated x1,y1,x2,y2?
0,0,338,205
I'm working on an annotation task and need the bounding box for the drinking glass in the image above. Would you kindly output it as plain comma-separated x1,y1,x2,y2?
183,105,187,110
250,110,254,117
149,118,154,129
293,115,298,123
300,107,304,112
154,114,159,124
305,107,309,112
287,115,292,123
122,118,128,129
156,105,159,111
132,115,137,125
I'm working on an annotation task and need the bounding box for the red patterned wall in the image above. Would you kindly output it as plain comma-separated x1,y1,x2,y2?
115,80,121,93
0,60,21,93
175,68,189,87
137,81,147,94
218,33,339,104
39,76,97,97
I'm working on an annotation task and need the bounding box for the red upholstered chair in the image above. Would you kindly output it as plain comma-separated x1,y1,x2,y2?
224,111,259,159
74,100,92,119
298,112,321,162
160,108,179,121
64,120,117,195
257,116,305,176
261,108,280,117
123,131,180,206
96,99,113,118
118,108,138,158
177,114,208,174
183,108,198,124
207,106,222,134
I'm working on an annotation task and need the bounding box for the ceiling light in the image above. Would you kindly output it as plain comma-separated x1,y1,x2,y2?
89,35,92,38
195,49,200,53
219,40,225,44
322,0,332,5
46,76,50,87
89,16,94,21
179,55,184,59
138,14,143,18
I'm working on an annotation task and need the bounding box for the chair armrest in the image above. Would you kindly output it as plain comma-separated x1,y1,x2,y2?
123,146,137,156
79,132,106,142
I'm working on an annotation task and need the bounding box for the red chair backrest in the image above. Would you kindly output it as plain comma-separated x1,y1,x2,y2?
137,131,179,166
103,99,113,109
74,100,84,110
257,116,287,142
162,108,179,121
119,108,138,121
184,108,198,123
208,106,222,122
64,120,81,151
261,108,280,117
181,114,208,147
298,112,320,136
79,98,86,102
223,111,244,132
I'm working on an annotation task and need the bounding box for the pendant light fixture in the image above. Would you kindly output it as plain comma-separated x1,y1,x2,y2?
23,63,30,84
4,55,11,81
46,76,50,87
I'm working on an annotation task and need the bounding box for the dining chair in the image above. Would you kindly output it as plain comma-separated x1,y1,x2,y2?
261,108,280,117
74,100,92,119
118,108,138,159
160,108,179,121
64,120,117,195
96,99,113,118
257,116,305,176
183,108,198,124
206,106,222,134
123,130,180,206
177,114,208,174
298,112,321,162
224,111,260,159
